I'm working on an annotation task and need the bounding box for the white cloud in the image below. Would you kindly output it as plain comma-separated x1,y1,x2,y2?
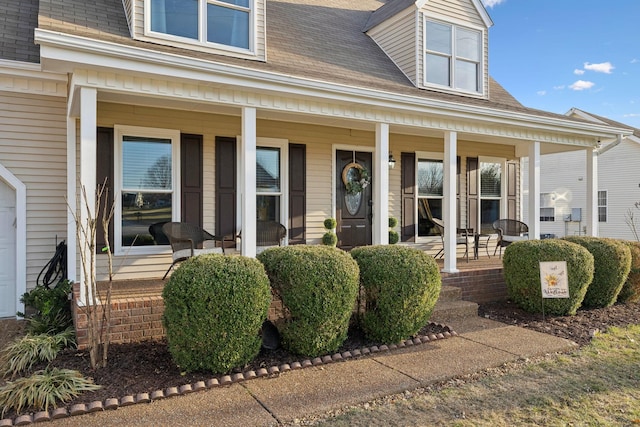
553,85,565,90
584,62,615,74
537,90,547,96
624,113,640,118
482,0,506,8
569,80,595,91
574,69,585,75
632,59,640,64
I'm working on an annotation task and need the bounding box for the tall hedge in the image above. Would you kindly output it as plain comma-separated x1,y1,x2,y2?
350,245,441,343
502,239,593,315
162,254,271,374
617,241,640,304
257,245,360,357
563,236,631,308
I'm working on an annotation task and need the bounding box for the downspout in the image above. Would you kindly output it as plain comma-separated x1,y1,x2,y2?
596,134,624,156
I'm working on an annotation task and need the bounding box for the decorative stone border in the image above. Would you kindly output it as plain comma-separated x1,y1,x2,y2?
0,323,456,426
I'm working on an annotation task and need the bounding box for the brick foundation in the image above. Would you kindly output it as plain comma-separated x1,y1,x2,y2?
72,267,507,348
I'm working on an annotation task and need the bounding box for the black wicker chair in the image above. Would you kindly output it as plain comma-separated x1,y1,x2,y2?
161,222,223,279
492,219,529,257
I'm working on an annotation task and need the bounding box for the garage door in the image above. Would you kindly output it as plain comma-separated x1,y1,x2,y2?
0,180,16,318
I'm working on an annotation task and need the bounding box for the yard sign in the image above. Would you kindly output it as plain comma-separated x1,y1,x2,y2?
539,261,569,298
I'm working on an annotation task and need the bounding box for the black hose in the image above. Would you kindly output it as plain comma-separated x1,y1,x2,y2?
37,241,67,289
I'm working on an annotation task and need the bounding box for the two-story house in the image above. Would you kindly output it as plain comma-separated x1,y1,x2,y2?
0,0,630,318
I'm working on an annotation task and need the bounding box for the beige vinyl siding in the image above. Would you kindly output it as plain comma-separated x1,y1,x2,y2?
132,0,266,61
367,9,417,85
420,0,489,97
0,91,67,290
95,103,518,280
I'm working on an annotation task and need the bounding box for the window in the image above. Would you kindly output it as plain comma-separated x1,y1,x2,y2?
598,190,607,222
115,126,180,254
479,160,502,234
256,146,281,222
540,193,555,222
417,155,443,237
149,0,252,51
425,19,482,93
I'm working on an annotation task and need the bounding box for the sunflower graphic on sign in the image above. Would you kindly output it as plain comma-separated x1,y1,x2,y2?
540,261,569,298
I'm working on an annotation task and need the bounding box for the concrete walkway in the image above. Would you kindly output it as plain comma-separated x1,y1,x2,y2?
39,317,577,427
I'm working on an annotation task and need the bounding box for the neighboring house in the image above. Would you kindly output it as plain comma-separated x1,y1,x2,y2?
0,0,630,317
522,108,640,240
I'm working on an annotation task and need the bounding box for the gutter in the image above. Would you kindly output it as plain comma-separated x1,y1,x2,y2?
34,29,632,140
596,134,624,155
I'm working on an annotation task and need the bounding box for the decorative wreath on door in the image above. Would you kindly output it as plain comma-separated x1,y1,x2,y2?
341,162,371,195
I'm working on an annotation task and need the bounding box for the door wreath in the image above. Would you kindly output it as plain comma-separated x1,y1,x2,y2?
341,162,371,195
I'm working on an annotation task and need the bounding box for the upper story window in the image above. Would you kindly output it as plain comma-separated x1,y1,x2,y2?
149,0,252,51
424,19,482,94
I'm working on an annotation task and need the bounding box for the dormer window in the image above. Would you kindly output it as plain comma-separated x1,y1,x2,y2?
424,19,482,94
149,0,252,51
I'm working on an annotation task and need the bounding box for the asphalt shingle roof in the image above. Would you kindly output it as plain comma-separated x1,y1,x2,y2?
0,0,40,63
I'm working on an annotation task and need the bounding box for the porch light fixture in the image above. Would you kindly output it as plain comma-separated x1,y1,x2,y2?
388,153,396,169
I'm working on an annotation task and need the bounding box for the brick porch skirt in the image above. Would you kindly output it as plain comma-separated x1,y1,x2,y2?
71,268,507,349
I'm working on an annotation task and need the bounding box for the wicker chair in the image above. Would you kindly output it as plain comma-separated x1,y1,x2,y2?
492,219,529,257
431,217,473,263
223,221,287,253
161,222,223,279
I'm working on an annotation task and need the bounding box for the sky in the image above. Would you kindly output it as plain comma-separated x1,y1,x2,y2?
482,0,640,129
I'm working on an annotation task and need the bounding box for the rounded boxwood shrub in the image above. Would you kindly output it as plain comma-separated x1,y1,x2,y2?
388,230,399,244
350,245,441,343
322,231,338,247
616,241,640,303
162,254,271,374
257,245,359,357
502,239,593,315
563,236,631,308
388,217,398,228
323,218,337,230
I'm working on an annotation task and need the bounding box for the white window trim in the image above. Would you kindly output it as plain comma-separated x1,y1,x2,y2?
598,189,608,223
143,0,256,55
114,125,181,256
416,151,444,243
423,17,484,96
237,137,289,244
477,156,506,232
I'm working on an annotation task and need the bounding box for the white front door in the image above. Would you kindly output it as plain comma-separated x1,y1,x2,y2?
0,180,16,318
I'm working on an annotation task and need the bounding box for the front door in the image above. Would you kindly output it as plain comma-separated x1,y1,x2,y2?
0,180,16,318
336,150,372,250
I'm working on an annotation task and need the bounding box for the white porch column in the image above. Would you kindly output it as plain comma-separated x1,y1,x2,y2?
241,107,257,257
79,87,97,303
586,148,599,236
66,116,77,284
528,141,540,240
374,123,389,245
442,131,458,273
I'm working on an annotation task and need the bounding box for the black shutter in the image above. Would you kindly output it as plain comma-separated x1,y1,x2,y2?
467,157,478,231
215,137,237,241
288,143,306,244
96,127,114,251
401,152,416,242
507,160,517,219
181,134,203,226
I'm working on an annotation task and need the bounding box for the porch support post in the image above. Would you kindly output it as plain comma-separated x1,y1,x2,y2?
241,106,257,257
79,87,97,304
527,141,540,240
586,148,598,236
442,131,458,273
374,123,389,245
66,116,77,284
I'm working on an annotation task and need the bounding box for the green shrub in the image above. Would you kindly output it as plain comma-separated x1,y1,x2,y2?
0,329,75,379
323,218,337,230
322,231,338,247
563,236,631,308
350,245,441,343
617,241,640,303
18,280,73,335
388,230,399,244
258,245,359,357
502,239,593,315
0,368,100,417
162,254,271,374
388,217,398,228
